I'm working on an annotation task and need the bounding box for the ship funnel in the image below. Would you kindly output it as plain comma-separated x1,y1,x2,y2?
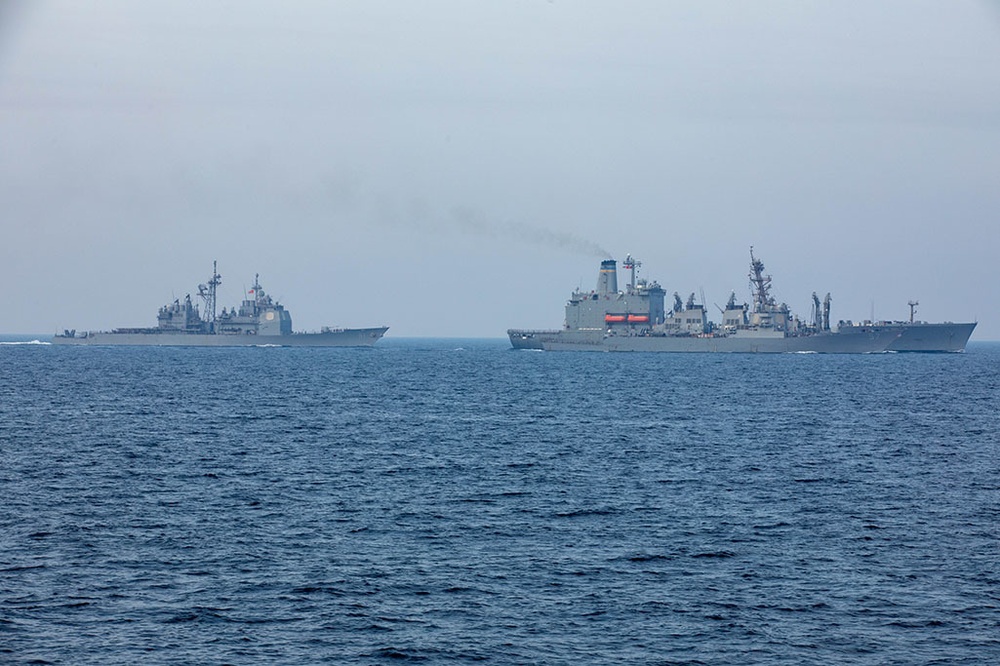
597,259,618,295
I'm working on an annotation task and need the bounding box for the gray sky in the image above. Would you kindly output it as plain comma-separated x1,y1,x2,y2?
2,1,999,338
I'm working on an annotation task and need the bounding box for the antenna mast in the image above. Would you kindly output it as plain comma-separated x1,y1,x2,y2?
748,246,773,313
198,260,222,332
623,254,640,291
252,274,264,316
908,300,919,323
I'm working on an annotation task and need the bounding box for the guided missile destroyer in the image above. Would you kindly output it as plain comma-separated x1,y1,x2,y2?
508,249,975,353
53,262,388,347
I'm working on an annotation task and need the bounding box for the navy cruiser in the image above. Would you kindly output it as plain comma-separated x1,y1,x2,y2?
54,262,388,347
508,249,975,353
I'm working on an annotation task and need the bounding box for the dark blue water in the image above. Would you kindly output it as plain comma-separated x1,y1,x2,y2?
2,337,999,665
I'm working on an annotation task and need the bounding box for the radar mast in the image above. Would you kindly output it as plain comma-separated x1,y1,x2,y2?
197,261,222,332
748,246,773,313
623,254,641,291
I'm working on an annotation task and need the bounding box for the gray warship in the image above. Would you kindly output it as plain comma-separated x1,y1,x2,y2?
53,262,388,347
508,249,976,353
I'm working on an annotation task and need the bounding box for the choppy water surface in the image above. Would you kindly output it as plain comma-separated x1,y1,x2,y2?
2,338,999,664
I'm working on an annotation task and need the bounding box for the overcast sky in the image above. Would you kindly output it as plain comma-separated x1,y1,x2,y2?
2,1,999,338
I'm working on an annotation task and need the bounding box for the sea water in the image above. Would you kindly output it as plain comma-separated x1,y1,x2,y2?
2,338,998,664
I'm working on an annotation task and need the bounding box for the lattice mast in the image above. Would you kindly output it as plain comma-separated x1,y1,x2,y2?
197,260,223,332
748,246,774,314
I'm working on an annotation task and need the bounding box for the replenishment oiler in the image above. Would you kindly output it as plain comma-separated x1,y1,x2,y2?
53,262,388,347
508,248,975,353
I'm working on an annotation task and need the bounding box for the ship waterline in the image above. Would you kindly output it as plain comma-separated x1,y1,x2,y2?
53,328,388,347
509,249,975,353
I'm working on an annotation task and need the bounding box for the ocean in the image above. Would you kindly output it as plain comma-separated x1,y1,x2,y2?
2,337,998,665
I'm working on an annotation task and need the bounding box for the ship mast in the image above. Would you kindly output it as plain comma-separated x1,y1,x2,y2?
197,260,222,333
253,273,262,315
748,246,773,313
908,300,919,323
623,254,641,291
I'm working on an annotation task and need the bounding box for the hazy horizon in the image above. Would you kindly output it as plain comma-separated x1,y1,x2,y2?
2,1,998,339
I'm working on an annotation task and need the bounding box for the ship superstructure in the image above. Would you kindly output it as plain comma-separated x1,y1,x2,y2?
54,262,387,347
562,255,666,332
508,249,975,353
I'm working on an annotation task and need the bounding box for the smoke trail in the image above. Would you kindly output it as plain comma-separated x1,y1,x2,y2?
450,206,612,259
368,194,612,259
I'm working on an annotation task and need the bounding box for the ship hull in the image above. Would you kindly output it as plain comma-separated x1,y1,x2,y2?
884,322,976,352
53,327,388,347
509,326,930,353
